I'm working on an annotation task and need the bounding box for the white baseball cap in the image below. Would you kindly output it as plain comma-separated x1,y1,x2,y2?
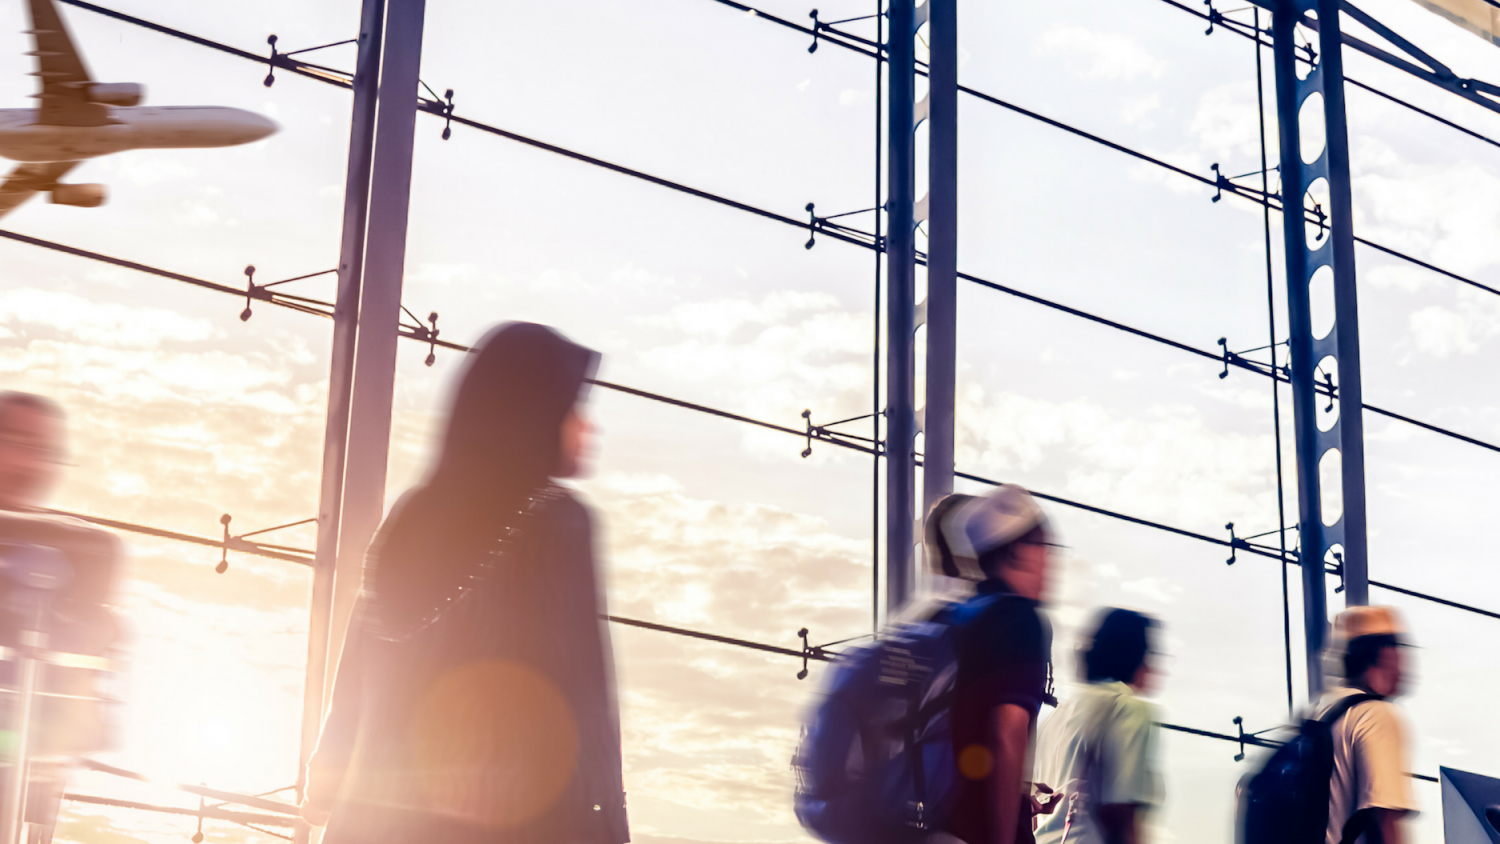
958,484,1048,558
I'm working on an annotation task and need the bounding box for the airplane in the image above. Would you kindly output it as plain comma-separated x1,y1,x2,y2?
0,0,278,221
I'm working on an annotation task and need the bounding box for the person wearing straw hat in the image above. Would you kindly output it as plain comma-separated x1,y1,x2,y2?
1315,605,1420,844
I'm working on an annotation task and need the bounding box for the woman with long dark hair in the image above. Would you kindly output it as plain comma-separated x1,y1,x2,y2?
303,323,628,844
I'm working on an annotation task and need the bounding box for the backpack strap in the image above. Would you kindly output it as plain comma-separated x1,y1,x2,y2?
1319,692,1381,726
1321,693,1382,844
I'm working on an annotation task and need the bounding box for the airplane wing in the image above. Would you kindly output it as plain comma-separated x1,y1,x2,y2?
27,0,109,127
0,161,79,220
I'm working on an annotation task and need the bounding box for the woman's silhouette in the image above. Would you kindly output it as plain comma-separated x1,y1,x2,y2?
305,323,627,844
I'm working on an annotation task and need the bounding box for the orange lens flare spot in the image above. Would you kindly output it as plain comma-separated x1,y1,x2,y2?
408,660,578,828
958,744,993,780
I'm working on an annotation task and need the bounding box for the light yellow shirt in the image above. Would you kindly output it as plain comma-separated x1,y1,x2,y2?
1032,681,1161,844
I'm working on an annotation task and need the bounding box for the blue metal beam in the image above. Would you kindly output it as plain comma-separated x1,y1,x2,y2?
1239,0,1500,115
922,0,958,523
885,0,917,614
1271,0,1370,699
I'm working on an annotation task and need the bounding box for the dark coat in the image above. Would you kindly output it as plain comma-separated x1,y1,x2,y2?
307,491,628,844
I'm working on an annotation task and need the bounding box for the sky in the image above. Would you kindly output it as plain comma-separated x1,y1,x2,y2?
1,0,1499,842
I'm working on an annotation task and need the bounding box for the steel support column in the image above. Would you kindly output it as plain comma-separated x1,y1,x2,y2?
922,0,958,523
884,0,917,615
297,1,384,825
329,0,427,663
295,2,425,831
1270,0,1370,700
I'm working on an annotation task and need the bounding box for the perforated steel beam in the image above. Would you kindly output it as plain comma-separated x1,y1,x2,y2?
1270,0,1369,700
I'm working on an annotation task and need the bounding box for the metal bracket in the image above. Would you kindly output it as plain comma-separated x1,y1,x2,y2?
796,628,870,679
216,515,317,574
1231,716,1276,762
807,9,883,53
1210,162,1281,204
239,266,338,322
799,409,882,458
1217,337,1289,380
1203,0,1225,36
1224,522,1300,566
803,202,882,250
419,81,456,139
262,34,358,88
1329,549,1347,594
402,307,442,366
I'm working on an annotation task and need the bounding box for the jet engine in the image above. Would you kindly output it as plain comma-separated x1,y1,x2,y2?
87,83,145,107
50,184,106,208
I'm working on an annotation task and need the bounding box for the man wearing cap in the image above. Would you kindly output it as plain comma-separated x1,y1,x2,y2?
1316,606,1419,844
937,484,1057,844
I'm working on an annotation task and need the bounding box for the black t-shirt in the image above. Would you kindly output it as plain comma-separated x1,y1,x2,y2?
946,580,1052,844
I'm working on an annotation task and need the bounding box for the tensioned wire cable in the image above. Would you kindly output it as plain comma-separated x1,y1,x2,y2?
14,224,1494,622
32,1,1500,456
53,0,1500,305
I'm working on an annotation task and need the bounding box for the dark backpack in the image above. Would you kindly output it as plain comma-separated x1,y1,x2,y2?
1238,693,1379,844
792,594,1000,844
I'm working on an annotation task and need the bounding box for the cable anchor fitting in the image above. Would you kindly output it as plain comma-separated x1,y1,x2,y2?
240,266,339,321
797,628,813,679
215,515,317,573
1231,716,1275,762
797,409,882,458
1218,337,1288,380
418,81,456,139
1203,0,1225,36
263,34,358,88
1224,522,1245,565
402,307,441,366
264,35,280,88
803,202,882,251
1329,550,1346,594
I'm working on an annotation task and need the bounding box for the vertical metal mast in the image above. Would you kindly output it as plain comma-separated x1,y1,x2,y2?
330,0,429,663
1270,0,1370,699
923,0,958,521
297,1,426,831
297,0,384,824
885,0,917,615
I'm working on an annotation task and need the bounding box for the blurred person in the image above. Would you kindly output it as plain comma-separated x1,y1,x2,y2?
303,324,628,844
0,392,124,844
943,484,1059,844
1032,609,1162,844
1315,606,1418,844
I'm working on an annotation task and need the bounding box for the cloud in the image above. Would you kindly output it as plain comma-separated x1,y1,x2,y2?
634,290,872,439
956,385,1277,531
1186,82,1264,165
1408,300,1500,357
1119,93,1163,127
1351,136,1500,276
0,288,217,349
576,472,870,831
1037,26,1167,82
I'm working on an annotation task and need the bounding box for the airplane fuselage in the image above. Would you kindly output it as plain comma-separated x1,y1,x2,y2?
0,105,276,163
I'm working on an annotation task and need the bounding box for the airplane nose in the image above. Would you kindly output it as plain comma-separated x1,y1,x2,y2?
243,112,279,142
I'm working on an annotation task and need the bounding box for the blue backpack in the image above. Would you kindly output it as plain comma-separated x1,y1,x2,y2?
793,594,1000,844
1237,692,1378,844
